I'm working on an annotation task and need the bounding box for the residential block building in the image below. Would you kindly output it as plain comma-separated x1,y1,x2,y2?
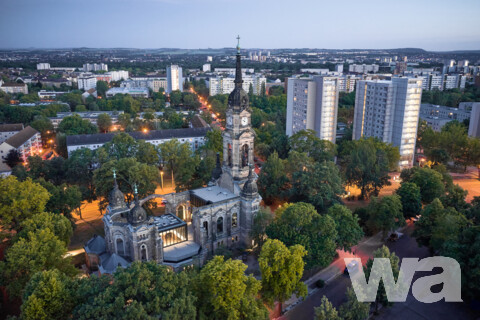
286,76,339,143
353,78,423,168
166,65,183,93
0,126,41,162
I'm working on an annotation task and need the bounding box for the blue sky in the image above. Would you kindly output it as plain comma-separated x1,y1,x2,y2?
1,0,479,50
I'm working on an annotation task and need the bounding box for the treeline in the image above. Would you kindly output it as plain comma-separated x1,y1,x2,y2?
12,130,222,207
421,85,480,108
418,120,480,170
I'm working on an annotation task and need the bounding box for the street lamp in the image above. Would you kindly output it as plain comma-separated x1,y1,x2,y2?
160,167,164,190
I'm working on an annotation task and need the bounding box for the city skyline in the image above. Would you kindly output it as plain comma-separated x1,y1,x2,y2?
1,0,479,51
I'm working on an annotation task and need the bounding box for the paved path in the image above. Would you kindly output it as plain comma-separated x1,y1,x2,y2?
282,223,480,320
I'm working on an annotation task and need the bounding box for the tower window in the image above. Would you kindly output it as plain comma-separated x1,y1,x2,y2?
232,213,238,228
242,144,249,167
116,238,125,256
217,217,224,234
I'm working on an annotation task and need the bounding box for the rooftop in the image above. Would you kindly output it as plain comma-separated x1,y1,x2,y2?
0,123,23,132
50,111,123,120
153,213,186,232
66,127,210,147
191,185,238,203
4,126,39,148
107,87,149,94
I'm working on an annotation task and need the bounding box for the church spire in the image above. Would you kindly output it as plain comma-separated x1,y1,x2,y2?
234,35,243,88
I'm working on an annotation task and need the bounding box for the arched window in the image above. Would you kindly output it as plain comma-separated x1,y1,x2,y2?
232,213,238,228
177,205,186,221
141,244,148,261
217,217,223,234
116,238,125,256
228,144,232,167
241,144,249,167
203,221,209,237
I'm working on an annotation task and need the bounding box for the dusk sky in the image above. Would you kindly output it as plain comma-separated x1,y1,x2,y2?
1,0,479,51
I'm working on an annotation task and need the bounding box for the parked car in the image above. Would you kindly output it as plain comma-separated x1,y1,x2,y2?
388,233,399,242
344,260,359,275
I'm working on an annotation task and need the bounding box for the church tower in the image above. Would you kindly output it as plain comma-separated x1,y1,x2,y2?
219,36,255,195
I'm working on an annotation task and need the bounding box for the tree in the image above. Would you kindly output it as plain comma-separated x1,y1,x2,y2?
202,128,223,156
4,149,22,167
327,204,364,252
395,182,422,219
266,202,337,268
0,228,77,298
96,80,109,97
366,195,405,239
170,90,183,106
93,158,158,208
413,198,446,248
32,179,81,222
364,246,400,313
314,296,340,320
429,208,467,252
21,269,75,320
259,239,307,308
64,148,96,201
15,212,73,246
440,184,469,213
441,226,480,301
0,176,50,236
289,130,336,162
31,116,54,143
289,160,344,213
257,151,288,204
194,256,268,320
74,262,197,320
339,287,370,320
57,114,98,135
118,113,131,130
250,208,273,251
343,138,397,199
97,113,112,133
409,167,445,203
158,139,195,189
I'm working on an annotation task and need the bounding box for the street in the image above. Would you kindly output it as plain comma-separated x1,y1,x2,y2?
284,222,480,320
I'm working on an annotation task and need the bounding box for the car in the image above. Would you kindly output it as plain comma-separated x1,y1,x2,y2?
388,233,399,242
344,260,359,275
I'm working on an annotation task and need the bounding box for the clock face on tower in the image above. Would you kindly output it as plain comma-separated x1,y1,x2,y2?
241,117,248,126
227,116,233,125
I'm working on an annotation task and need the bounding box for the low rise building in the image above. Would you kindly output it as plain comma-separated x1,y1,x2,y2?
0,83,28,94
420,103,471,132
78,76,97,90
0,124,24,143
38,90,66,100
37,63,51,70
106,87,149,98
49,111,124,129
0,126,41,162
66,127,210,156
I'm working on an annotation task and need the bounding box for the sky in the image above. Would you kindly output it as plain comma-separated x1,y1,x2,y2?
1,0,479,51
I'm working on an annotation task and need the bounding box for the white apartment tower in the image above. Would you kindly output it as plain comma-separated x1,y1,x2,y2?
353,78,423,168
166,65,184,93
286,76,339,143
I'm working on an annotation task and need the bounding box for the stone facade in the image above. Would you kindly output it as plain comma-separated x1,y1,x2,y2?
85,39,261,273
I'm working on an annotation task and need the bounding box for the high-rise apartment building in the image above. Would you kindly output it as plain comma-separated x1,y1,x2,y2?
468,103,480,138
209,74,266,96
353,78,423,168
83,63,108,72
286,76,339,143
166,65,184,93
